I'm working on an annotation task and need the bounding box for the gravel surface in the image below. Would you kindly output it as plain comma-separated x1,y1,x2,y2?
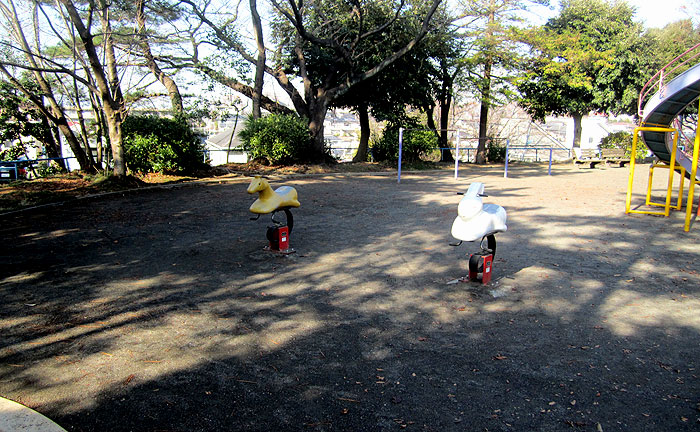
1,164,699,431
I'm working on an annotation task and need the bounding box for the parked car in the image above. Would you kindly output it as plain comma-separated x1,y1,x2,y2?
0,160,27,182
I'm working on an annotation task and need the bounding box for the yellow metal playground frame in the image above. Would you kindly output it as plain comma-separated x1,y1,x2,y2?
625,117,700,231
684,119,700,231
646,160,685,211
634,44,700,231
625,126,679,217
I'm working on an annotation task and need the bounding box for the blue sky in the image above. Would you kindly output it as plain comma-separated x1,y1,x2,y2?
529,0,694,28
629,0,693,28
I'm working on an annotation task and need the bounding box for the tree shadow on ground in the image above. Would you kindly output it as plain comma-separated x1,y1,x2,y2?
1,167,698,431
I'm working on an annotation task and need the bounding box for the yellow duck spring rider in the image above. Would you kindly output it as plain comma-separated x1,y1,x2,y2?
247,175,300,253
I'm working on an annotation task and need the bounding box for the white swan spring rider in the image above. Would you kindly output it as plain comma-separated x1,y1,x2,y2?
451,182,507,284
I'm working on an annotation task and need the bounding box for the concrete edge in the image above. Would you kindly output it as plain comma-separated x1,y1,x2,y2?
0,397,67,432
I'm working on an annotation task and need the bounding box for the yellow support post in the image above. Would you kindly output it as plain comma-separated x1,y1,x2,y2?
626,126,678,216
684,123,700,231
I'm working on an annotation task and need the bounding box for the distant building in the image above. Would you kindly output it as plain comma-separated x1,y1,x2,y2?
325,109,361,161
204,118,248,165
453,102,637,162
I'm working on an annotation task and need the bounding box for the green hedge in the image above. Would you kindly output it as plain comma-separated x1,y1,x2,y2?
371,122,437,163
122,115,205,174
487,140,506,163
238,114,313,164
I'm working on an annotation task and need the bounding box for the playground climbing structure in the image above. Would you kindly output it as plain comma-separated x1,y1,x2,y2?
630,43,700,231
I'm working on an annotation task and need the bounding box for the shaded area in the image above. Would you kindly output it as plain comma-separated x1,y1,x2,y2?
1,165,699,431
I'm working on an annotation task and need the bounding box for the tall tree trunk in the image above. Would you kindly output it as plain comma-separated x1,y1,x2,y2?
352,103,370,162
0,2,94,172
38,117,66,170
572,113,583,149
425,103,437,132
62,0,127,176
88,92,105,168
51,128,67,170
476,64,491,164
476,6,495,165
424,102,450,161
308,97,329,161
136,0,183,115
249,0,266,119
101,16,127,176
73,80,97,167
439,83,454,163
105,110,125,173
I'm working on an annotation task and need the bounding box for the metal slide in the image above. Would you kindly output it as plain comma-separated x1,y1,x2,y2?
641,61,700,178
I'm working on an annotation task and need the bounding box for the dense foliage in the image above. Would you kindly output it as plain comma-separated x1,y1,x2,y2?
371,119,438,163
516,0,644,120
4,0,700,173
0,145,26,162
122,116,205,174
0,79,62,162
238,114,315,165
643,20,700,87
487,140,507,163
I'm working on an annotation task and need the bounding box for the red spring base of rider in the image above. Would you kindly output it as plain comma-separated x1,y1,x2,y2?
266,225,295,254
468,253,493,284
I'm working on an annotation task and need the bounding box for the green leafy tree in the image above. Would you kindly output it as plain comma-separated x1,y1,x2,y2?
311,7,458,162
180,0,445,163
0,143,25,161
515,0,643,148
460,0,548,163
637,20,700,112
0,79,65,168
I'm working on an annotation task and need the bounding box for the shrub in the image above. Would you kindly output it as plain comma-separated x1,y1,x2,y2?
600,131,646,160
0,144,26,161
371,121,437,163
122,115,205,174
487,139,506,163
36,160,63,177
238,114,313,164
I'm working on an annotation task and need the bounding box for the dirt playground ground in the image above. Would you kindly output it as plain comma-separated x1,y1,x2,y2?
1,163,699,432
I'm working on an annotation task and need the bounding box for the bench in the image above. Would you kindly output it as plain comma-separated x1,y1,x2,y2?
574,149,603,168
601,148,630,167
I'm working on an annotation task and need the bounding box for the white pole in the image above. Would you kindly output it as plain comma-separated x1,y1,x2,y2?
504,139,510,178
398,127,403,183
454,131,460,179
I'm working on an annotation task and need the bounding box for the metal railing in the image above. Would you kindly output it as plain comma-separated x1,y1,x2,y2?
638,42,700,117
0,157,74,181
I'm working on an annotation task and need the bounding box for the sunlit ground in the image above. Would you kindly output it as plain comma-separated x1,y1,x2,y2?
1,164,698,430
